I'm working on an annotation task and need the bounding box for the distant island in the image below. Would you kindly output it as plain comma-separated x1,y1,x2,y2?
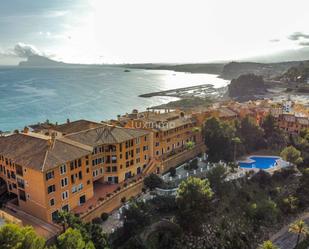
19,55,104,68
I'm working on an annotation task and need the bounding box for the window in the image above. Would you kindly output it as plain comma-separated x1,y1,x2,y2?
62,204,69,212
135,138,140,144
46,171,54,180
79,195,86,205
144,136,147,141
50,198,55,206
16,165,23,176
51,211,59,222
47,185,56,194
143,146,148,151
144,155,148,161
71,174,76,184
78,183,83,191
60,164,66,175
62,191,69,200
72,186,77,193
19,189,26,202
155,142,160,147
78,171,82,180
17,178,25,189
70,161,74,170
92,170,98,177
61,177,68,188
112,166,117,172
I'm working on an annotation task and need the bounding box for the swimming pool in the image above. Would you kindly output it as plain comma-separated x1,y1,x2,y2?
239,156,281,169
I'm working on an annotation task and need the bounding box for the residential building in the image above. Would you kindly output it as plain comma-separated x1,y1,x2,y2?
65,124,151,183
119,109,204,172
0,132,93,223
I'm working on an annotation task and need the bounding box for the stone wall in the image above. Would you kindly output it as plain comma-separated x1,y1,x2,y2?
80,179,143,223
0,209,23,226
162,143,206,173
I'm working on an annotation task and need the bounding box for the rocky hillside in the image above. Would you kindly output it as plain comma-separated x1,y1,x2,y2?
277,61,309,83
221,61,300,80
228,74,266,100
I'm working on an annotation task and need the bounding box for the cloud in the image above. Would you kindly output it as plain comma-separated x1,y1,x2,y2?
269,39,280,43
13,43,42,58
299,41,309,46
288,32,309,41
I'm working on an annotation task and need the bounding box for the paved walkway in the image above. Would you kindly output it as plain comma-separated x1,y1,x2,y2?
3,207,61,240
271,212,309,249
101,191,153,233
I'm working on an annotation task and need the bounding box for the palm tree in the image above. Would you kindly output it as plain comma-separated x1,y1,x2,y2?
258,240,278,249
186,141,195,150
289,219,309,247
232,137,241,163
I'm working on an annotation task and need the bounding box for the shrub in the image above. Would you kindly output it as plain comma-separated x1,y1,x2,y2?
169,167,176,177
190,158,199,170
185,158,199,171
121,197,126,203
92,217,102,224
101,212,109,221
144,173,164,190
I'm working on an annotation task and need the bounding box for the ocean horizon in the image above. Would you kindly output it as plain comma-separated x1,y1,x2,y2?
0,66,228,131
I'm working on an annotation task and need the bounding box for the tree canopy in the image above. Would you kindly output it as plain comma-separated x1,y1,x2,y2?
176,177,213,233
0,223,45,249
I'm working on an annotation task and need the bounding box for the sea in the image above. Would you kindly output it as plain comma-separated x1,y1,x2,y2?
0,66,228,131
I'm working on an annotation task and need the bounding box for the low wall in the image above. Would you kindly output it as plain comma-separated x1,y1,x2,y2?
162,143,206,173
80,179,143,223
0,209,23,226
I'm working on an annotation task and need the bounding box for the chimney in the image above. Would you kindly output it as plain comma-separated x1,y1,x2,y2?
23,126,29,134
48,133,56,149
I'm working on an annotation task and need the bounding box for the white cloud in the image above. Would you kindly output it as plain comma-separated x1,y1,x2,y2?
299,41,309,46
288,32,309,41
269,39,280,43
13,43,42,58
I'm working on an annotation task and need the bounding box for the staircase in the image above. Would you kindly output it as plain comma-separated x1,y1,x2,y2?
143,158,161,175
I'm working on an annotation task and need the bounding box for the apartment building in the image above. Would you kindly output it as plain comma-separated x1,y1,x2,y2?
0,119,152,223
65,124,151,183
0,132,93,223
119,110,203,164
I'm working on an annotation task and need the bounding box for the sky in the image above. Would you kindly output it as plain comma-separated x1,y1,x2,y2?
1,0,309,65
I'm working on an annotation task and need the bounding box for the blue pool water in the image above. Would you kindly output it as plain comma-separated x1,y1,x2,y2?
239,156,280,169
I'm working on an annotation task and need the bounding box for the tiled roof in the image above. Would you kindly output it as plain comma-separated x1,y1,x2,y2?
52,120,103,135
297,117,309,125
65,125,150,146
0,133,92,172
218,107,238,118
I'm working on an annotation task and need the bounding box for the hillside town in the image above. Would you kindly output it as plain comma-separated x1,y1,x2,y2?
0,98,309,248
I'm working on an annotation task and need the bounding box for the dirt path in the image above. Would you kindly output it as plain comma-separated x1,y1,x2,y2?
271,212,309,249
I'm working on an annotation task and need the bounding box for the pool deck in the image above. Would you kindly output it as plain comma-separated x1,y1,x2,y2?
238,155,288,172
238,155,281,164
